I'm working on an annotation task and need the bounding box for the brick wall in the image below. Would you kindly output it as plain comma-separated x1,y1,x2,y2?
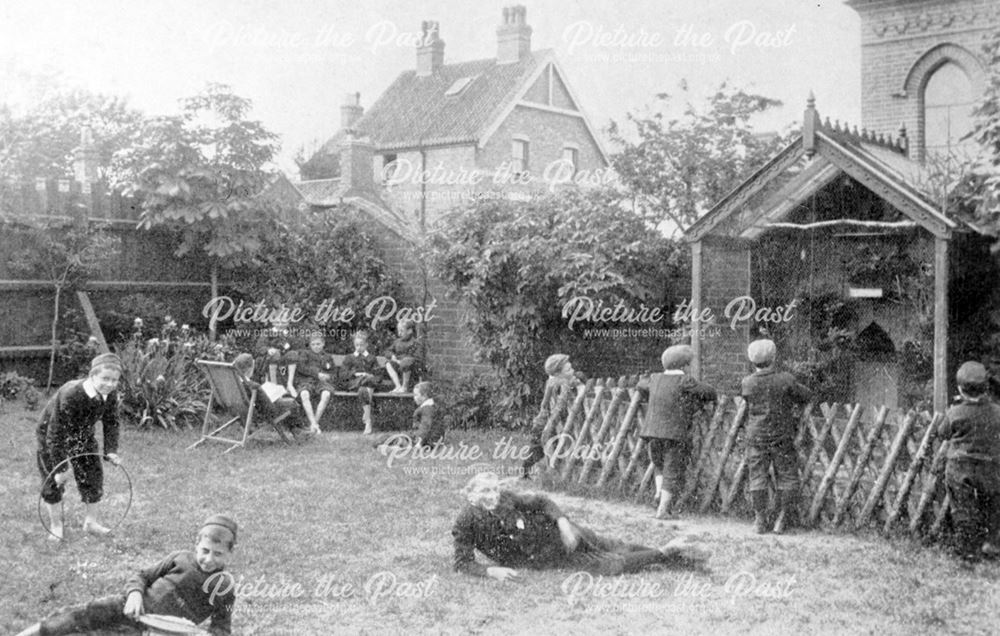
699,238,752,394
365,218,493,383
853,0,998,157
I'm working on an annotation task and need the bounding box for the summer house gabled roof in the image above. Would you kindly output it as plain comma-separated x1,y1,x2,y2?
685,96,960,243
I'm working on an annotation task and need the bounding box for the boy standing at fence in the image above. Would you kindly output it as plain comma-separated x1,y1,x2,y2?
521,354,585,479
741,339,812,534
939,361,1000,562
638,345,717,520
36,353,124,540
15,514,237,636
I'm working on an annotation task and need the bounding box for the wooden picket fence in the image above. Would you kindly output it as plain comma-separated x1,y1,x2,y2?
537,375,953,540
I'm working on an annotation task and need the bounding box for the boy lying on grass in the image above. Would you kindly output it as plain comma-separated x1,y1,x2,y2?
16,514,238,636
452,472,709,582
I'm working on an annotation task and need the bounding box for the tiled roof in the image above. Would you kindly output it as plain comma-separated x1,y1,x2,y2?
331,50,550,152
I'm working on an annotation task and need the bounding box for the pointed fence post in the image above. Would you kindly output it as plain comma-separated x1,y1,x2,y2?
560,379,614,479
808,404,863,525
700,399,747,513
856,410,919,530
678,396,730,509
884,413,941,535
595,385,644,489
833,406,890,527
579,378,633,485
909,436,950,535
546,379,593,469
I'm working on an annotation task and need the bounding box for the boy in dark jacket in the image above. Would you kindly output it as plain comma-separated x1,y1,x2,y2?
36,353,123,540
15,515,238,636
638,344,716,519
452,472,708,581
741,339,812,534
940,361,1000,561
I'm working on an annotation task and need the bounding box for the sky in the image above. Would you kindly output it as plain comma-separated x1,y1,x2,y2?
0,0,862,177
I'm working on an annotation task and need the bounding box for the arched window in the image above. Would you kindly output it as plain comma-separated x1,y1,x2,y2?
922,62,976,160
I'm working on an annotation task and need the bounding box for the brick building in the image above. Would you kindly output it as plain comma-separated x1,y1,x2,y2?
296,5,610,381
686,0,998,412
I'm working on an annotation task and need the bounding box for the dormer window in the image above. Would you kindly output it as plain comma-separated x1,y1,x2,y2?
511,137,529,174
445,76,477,97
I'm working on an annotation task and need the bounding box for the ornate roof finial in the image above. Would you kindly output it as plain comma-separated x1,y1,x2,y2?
824,116,831,128
807,91,815,110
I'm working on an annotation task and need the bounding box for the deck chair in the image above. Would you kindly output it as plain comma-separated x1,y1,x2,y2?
187,360,292,453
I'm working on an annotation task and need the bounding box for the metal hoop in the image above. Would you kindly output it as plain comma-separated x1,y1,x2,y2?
36,452,134,540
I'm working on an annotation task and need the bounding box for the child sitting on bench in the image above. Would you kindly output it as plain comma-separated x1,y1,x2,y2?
340,330,389,434
384,319,423,393
293,332,337,434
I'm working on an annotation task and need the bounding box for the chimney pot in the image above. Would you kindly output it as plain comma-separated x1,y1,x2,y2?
341,92,364,132
416,20,445,76
497,5,532,64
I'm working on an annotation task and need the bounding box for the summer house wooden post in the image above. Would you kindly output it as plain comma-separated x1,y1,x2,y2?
690,240,703,379
932,237,948,413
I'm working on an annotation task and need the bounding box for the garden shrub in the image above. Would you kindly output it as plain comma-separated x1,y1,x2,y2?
427,188,686,425
115,330,236,430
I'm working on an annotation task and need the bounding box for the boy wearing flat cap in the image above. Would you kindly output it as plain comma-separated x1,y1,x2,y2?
638,345,716,519
15,514,238,636
35,352,124,540
939,361,1000,561
521,354,586,479
741,339,812,534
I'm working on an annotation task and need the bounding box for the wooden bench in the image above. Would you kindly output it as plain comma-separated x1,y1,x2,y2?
299,354,417,431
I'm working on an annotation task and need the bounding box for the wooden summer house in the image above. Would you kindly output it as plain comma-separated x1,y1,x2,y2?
684,95,993,413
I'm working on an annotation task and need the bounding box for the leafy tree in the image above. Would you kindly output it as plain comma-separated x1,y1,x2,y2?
231,206,403,341
953,30,1000,243
608,81,788,233
109,83,284,337
3,218,120,389
0,74,143,183
427,188,684,422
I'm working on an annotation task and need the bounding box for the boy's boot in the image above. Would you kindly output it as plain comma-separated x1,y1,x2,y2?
653,475,664,507
751,490,769,534
773,489,795,534
656,489,675,520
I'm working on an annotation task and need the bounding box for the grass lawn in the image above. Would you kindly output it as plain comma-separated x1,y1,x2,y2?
2,401,998,635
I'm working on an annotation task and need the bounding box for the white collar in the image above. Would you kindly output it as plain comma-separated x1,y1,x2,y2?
82,379,103,400
661,369,685,376
420,398,435,407
355,351,370,357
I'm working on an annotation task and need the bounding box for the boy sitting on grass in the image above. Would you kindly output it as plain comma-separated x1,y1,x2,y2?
374,381,444,452
36,352,124,540
15,514,238,636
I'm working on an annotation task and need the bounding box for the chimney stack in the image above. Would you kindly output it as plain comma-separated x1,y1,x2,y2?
341,92,363,133
416,21,444,76
497,5,532,64
340,134,375,195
